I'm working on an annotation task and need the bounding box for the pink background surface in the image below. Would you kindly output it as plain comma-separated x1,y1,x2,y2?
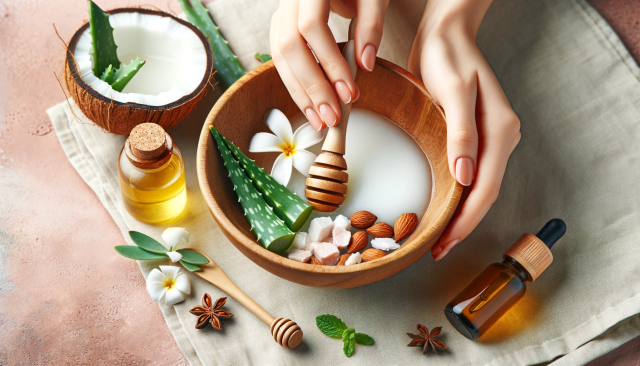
0,0,638,364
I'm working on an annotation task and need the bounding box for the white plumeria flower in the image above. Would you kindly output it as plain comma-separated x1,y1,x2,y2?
146,266,191,305
162,227,190,263
249,109,323,186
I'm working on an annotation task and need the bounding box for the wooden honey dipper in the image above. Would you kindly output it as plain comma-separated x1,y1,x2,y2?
305,18,358,213
186,249,303,349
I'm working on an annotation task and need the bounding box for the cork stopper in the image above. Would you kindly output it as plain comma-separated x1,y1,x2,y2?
504,233,553,281
125,123,173,169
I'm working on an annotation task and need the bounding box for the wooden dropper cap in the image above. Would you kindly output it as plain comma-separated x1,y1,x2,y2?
503,219,566,281
125,123,173,169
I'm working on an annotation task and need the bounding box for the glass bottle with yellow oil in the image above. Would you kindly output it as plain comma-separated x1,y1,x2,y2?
118,123,187,223
445,219,566,340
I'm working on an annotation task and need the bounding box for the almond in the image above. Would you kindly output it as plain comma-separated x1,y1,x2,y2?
366,222,393,238
347,231,368,253
309,256,323,265
394,213,418,242
349,211,377,229
361,248,386,262
336,254,351,266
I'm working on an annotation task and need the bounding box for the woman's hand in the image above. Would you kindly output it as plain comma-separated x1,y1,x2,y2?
270,0,389,131
408,0,521,261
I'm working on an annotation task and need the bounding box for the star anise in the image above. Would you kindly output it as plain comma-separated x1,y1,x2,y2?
189,293,234,330
407,324,448,354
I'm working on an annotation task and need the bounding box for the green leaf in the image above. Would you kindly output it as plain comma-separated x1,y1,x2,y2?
129,231,168,254
354,333,374,345
342,329,355,357
110,58,146,92
88,0,120,77
180,260,202,272
115,246,168,260
255,53,272,63
177,249,209,265
316,315,348,338
100,64,115,84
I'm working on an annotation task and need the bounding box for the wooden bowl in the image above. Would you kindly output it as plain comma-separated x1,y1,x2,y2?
197,58,462,288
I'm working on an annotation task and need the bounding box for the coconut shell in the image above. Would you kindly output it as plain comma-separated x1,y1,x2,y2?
64,7,214,135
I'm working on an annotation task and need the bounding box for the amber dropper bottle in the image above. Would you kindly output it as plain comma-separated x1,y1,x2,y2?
118,123,187,223
445,219,567,340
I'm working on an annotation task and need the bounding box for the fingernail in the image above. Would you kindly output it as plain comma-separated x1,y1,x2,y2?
435,249,451,261
431,247,441,260
335,81,351,104
435,238,459,261
319,104,337,127
354,84,360,102
305,108,323,131
362,44,376,72
455,157,474,186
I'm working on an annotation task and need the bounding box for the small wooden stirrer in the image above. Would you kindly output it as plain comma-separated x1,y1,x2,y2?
186,249,303,349
305,18,358,213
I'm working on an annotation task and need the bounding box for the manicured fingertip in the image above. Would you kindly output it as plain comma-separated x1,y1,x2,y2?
305,108,323,131
434,238,459,261
354,84,360,102
361,44,376,72
455,157,475,186
335,81,352,104
319,104,338,127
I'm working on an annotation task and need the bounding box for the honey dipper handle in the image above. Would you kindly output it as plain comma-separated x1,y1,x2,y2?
321,18,358,155
194,259,275,326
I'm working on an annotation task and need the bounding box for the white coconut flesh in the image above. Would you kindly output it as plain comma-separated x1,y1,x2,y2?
73,12,208,106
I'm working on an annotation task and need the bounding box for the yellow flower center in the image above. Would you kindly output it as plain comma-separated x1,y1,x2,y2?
282,144,295,157
164,278,176,290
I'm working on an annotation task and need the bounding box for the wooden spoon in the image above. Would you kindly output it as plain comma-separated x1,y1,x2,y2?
305,18,358,212
185,249,303,349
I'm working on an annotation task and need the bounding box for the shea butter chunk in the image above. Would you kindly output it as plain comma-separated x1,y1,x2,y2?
313,242,340,266
290,232,311,252
309,217,334,242
371,237,400,251
333,214,352,231
288,249,312,263
332,226,351,250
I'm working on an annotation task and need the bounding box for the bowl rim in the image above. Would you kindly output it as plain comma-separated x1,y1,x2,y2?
197,58,461,276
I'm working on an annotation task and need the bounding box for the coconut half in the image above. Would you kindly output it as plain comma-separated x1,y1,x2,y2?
65,7,213,135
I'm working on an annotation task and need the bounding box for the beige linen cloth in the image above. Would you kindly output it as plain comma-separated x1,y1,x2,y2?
48,0,640,364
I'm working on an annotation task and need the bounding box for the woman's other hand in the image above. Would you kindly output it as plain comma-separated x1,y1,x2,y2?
270,0,389,131
408,0,521,261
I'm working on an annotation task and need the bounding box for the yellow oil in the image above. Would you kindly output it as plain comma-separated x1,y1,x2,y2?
118,146,187,223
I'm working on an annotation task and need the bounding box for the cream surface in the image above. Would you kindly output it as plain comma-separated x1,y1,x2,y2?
287,107,433,230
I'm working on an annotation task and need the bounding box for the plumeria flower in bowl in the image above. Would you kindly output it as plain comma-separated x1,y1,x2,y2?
146,265,191,305
249,109,323,186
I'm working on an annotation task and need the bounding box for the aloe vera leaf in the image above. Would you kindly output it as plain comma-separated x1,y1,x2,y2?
100,64,116,84
88,1,120,77
115,246,168,260
180,260,202,272
129,231,168,254
177,0,247,89
210,126,295,253
176,249,210,265
222,136,313,232
110,58,145,92
255,53,272,63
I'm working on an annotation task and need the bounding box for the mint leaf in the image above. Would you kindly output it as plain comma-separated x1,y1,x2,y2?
342,329,355,357
129,231,168,254
316,315,348,338
180,260,202,272
177,249,209,265
115,246,168,260
354,333,374,345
